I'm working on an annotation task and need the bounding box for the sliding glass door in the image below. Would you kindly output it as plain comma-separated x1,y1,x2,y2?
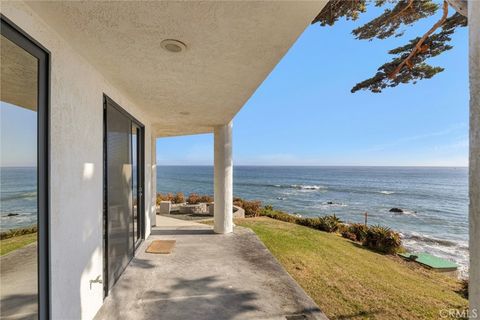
132,123,143,248
104,96,144,295
0,17,49,320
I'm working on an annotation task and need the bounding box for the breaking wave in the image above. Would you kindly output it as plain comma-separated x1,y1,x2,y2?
1,191,37,201
272,184,327,191
402,232,459,247
391,209,417,216
379,191,395,195
401,232,469,278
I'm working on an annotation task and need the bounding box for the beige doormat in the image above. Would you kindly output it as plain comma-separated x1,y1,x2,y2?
145,240,176,254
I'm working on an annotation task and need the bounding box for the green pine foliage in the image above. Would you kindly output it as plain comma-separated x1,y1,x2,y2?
312,0,468,93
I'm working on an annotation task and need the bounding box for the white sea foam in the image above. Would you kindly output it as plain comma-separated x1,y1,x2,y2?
380,191,395,195
271,184,327,191
323,201,348,207
401,232,469,278
312,201,348,210
392,209,417,216
403,232,457,246
291,184,326,190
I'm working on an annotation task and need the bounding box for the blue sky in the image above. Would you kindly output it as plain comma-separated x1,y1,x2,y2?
0,3,468,167
157,3,469,167
0,102,37,167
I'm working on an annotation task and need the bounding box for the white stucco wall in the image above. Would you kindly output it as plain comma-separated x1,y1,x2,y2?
1,2,156,320
150,136,157,230
469,0,480,313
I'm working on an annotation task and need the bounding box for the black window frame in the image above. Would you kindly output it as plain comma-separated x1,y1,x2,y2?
1,14,50,320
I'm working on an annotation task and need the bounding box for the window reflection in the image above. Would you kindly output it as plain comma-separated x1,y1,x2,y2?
0,34,39,319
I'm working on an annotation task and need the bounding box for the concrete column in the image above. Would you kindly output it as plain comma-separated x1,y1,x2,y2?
151,135,157,228
214,121,233,234
469,0,480,313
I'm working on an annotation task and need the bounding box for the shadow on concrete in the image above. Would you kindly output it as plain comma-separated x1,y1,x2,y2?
150,229,215,236
0,294,37,320
141,275,258,320
130,257,156,269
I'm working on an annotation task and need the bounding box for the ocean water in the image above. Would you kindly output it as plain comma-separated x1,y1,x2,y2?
0,165,469,277
0,167,37,231
157,166,469,277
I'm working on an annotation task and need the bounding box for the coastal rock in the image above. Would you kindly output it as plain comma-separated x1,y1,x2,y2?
7,213,19,217
389,208,403,213
326,201,334,205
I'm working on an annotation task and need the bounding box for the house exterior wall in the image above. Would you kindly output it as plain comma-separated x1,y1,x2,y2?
1,2,156,320
150,136,157,228
469,0,480,313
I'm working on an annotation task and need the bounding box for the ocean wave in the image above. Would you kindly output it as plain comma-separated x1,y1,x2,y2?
402,232,459,247
379,191,395,195
401,233,469,278
272,184,327,191
292,184,325,190
320,201,348,207
0,191,37,201
391,209,417,216
233,181,326,190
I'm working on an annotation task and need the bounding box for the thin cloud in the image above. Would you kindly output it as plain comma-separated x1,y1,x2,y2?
365,123,467,152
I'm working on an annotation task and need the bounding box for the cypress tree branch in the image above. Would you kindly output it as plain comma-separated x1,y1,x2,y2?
312,0,468,93
389,0,449,79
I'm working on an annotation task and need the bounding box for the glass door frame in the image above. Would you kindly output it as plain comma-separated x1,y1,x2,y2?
1,15,50,320
132,122,145,249
102,95,145,297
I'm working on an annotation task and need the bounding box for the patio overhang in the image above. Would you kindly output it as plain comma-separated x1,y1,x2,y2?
26,1,327,137
1,35,37,111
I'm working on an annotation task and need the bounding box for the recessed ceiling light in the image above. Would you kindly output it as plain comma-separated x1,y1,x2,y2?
161,39,187,53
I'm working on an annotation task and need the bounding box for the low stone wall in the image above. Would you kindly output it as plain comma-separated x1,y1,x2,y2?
179,203,208,214
158,201,244,218
208,203,245,218
159,201,171,215
233,205,245,219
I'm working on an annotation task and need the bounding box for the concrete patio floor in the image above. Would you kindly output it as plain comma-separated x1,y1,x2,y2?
94,216,328,320
0,243,37,320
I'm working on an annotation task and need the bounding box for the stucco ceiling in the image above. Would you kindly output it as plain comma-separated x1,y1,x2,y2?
1,34,38,111
26,1,327,137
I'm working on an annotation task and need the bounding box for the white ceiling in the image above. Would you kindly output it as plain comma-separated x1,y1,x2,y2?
1,34,38,111
26,1,327,137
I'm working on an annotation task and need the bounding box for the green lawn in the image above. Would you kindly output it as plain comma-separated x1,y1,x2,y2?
236,217,467,320
0,232,37,256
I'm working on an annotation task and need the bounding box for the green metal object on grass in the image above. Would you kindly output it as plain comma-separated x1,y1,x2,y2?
399,252,458,271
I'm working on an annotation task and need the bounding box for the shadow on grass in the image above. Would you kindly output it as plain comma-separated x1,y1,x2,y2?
347,241,391,256
455,279,469,299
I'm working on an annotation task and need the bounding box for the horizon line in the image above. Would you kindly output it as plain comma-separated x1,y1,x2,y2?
156,164,469,168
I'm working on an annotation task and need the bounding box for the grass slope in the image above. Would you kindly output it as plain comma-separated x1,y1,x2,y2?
236,217,467,320
0,232,37,256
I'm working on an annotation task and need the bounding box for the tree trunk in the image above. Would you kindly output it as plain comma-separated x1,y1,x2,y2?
446,0,468,17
